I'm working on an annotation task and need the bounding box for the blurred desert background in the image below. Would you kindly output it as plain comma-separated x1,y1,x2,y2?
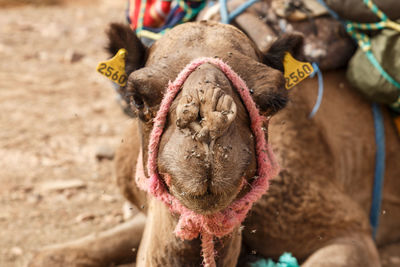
0,1,138,266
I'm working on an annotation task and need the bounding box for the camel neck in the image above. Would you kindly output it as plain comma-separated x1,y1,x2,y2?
135,197,242,267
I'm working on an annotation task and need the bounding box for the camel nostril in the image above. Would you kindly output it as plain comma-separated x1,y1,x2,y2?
193,86,238,141
176,95,200,129
196,127,210,144
189,121,202,134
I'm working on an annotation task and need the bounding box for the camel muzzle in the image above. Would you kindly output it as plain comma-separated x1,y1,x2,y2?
135,57,280,267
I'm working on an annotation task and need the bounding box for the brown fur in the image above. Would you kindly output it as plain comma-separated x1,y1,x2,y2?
29,21,400,267
105,23,147,76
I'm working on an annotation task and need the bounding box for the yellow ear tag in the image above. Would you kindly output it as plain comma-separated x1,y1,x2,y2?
283,52,313,89
96,48,128,86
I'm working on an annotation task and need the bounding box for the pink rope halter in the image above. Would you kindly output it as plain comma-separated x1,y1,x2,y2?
135,57,280,267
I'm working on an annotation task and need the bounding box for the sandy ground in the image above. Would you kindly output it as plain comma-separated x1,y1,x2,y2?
0,1,136,266
0,1,399,267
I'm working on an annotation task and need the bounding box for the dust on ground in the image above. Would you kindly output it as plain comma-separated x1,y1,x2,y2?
0,1,135,266
0,1,399,267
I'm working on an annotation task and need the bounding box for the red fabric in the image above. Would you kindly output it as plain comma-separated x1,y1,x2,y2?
129,0,172,30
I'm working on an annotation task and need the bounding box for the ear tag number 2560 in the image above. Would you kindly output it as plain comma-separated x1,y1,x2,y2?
283,52,313,89
96,48,128,87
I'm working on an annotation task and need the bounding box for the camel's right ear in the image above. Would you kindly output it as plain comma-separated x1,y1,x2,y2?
262,32,304,73
106,23,146,77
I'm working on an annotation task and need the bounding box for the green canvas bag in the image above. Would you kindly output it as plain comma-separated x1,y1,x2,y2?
347,25,400,105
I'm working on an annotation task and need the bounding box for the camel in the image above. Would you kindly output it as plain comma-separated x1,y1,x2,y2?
29,20,400,267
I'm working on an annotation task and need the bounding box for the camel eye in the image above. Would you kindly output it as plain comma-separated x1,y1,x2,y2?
125,91,144,109
124,90,154,122
133,94,144,109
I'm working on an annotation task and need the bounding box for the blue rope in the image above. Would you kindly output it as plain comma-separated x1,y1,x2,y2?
316,0,387,238
315,0,345,22
317,0,400,90
227,0,259,23
308,63,324,118
219,0,260,24
219,0,229,24
275,10,324,118
370,103,385,239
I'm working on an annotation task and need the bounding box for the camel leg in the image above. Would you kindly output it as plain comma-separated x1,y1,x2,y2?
29,213,146,267
302,233,380,267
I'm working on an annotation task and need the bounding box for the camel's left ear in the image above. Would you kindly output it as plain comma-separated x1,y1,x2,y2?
106,23,147,77
262,32,304,72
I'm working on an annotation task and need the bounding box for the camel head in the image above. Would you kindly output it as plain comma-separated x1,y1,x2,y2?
106,21,303,215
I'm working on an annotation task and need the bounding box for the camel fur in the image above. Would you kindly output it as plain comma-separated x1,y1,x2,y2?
29,20,400,267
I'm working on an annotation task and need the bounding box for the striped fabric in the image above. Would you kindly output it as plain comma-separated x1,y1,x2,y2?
127,0,206,40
